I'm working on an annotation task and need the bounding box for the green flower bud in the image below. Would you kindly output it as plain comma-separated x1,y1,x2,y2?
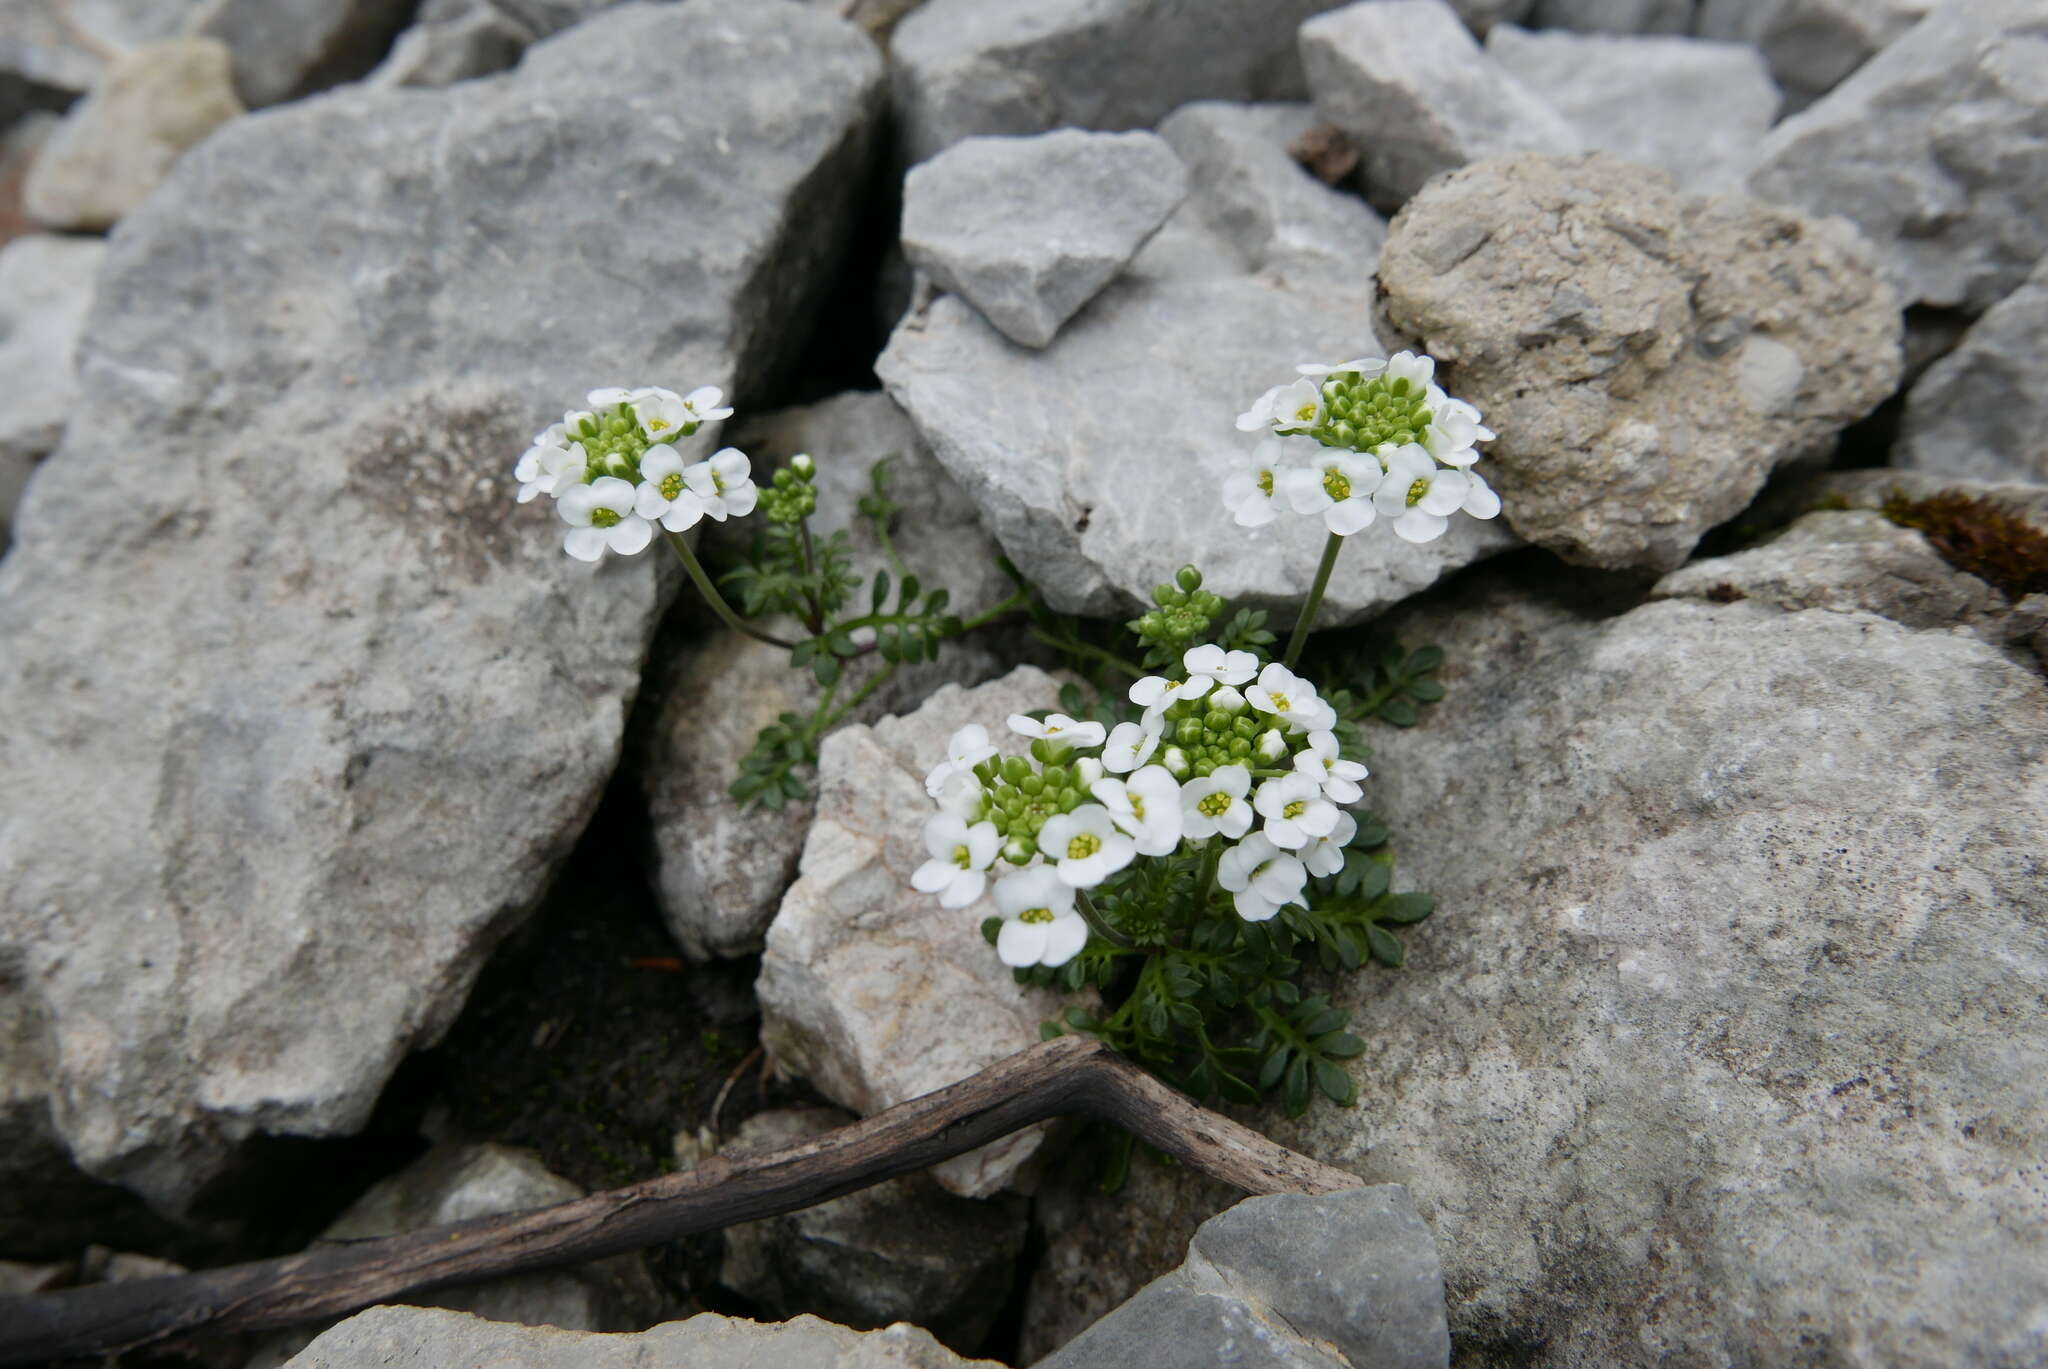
1162,746,1191,779
1003,836,1035,863
1019,774,1045,797
1041,764,1069,789
1001,756,1031,784
1175,565,1203,592
790,453,815,480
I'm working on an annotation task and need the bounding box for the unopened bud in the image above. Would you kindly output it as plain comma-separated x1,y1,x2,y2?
790,452,816,479
1073,757,1104,788
1162,746,1191,779
1175,565,1203,592
1256,729,1288,763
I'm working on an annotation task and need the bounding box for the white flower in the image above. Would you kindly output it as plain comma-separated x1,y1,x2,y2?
685,448,758,522
514,435,588,504
1130,675,1188,711
926,723,999,798
558,476,654,561
1182,644,1258,691
1294,730,1368,804
911,815,1000,909
1246,663,1329,732
1283,450,1382,536
1217,832,1308,921
628,386,692,442
1296,356,1386,381
1101,720,1160,774
1461,465,1502,520
1007,713,1108,748
1222,446,1286,528
680,385,733,425
1424,396,1493,467
632,444,707,532
992,866,1089,968
1038,804,1137,888
934,769,986,821
1303,809,1358,879
1234,383,1288,433
1180,764,1254,840
1373,445,1470,545
1091,765,1183,857
1269,377,1326,433
1384,350,1435,393
1255,728,1289,764
1252,773,1341,851
585,387,634,408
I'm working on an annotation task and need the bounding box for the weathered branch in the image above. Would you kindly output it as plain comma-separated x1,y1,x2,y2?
0,1035,1357,1365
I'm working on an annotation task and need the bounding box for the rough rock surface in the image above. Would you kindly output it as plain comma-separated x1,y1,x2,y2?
366,0,623,90
280,1305,1002,1369
1525,0,1692,32
246,1144,663,1367
718,1106,1028,1350
641,390,1017,962
880,100,1516,623
23,39,244,231
1483,24,1777,193
887,0,1339,164
1896,252,2048,484
0,2,203,95
1039,1188,1450,1369
901,130,1187,349
1263,534,2048,1367
1697,0,1931,110
756,666,1075,1198
0,233,103,540
0,1,883,1219
1300,0,1582,212
1745,0,2048,311
1376,153,1901,571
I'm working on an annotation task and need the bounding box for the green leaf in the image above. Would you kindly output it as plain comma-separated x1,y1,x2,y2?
899,574,921,607
1215,1066,1260,1106
1314,1058,1356,1105
1379,892,1434,924
1313,1031,1366,1059
1407,644,1444,673
1366,923,1405,967
1284,1055,1311,1117
870,571,889,611
813,653,840,687
1038,1020,1064,1040
1258,1047,1290,1090
925,587,950,613
981,917,1003,947
1407,678,1445,702
1355,861,1391,901
1377,699,1418,727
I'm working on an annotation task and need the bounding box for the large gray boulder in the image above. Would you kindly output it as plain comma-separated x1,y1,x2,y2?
24,38,244,231
280,1305,1001,1368
887,0,1342,164
1697,0,1932,110
0,233,104,542
1266,523,2048,1366
640,390,1018,962
1040,1188,1450,1369
0,0,882,1220
1376,153,1901,571
1745,0,2048,311
1483,24,1778,193
1300,0,1581,211
900,130,1188,349
1896,252,2048,484
880,100,1516,624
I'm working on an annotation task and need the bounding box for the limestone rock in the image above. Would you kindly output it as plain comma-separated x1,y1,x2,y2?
0,0,883,1221
281,1305,1002,1368
1896,252,2048,484
880,100,1515,624
1039,1188,1450,1369
641,391,1018,962
1375,153,1901,571
246,1143,663,1367
365,0,624,90
0,2,203,96
901,130,1188,349
718,1106,1027,1350
0,233,103,542
1264,539,2048,1366
1525,0,1693,32
1299,0,1582,212
1483,24,1778,193
23,39,244,231
193,0,417,107
888,0,1339,165
1697,0,1932,110
1745,0,2048,311
756,666,1076,1198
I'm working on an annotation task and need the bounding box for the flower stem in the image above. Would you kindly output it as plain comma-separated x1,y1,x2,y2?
1283,531,1345,669
1076,888,1138,950
1195,839,1223,913
796,517,827,635
816,659,899,734
957,585,1031,633
662,529,797,652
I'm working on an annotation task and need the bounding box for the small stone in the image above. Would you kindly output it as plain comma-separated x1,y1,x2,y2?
888,0,1339,164
1483,24,1778,193
1375,153,1901,571
1525,0,1693,33
365,0,624,90
23,39,244,231
901,130,1187,349
719,1106,1028,1351
0,233,104,542
1300,0,1582,212
1896,253,2048,485
756,666,1076,1198
246,1144,663,1367
280,1305,1003,1368
1696,0,1932,111
0,2,202,96
193,0,417,107
1745,0,2048,311
1037,1187,1450,1369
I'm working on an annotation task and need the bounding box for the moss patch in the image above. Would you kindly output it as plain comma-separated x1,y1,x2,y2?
1882,487,2048,602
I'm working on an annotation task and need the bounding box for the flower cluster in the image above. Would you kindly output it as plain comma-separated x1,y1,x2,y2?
1227,350,1501,544
911,645,1366,969
513,385,760,562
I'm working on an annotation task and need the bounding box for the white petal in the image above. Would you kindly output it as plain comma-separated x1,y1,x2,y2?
997,919,1050,967
938,869,986,909
606,516,653,555
912,859,957,893
1041,913,1090,966
1392,508,1449,543
1325,498,1375,536
563,526,608,561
